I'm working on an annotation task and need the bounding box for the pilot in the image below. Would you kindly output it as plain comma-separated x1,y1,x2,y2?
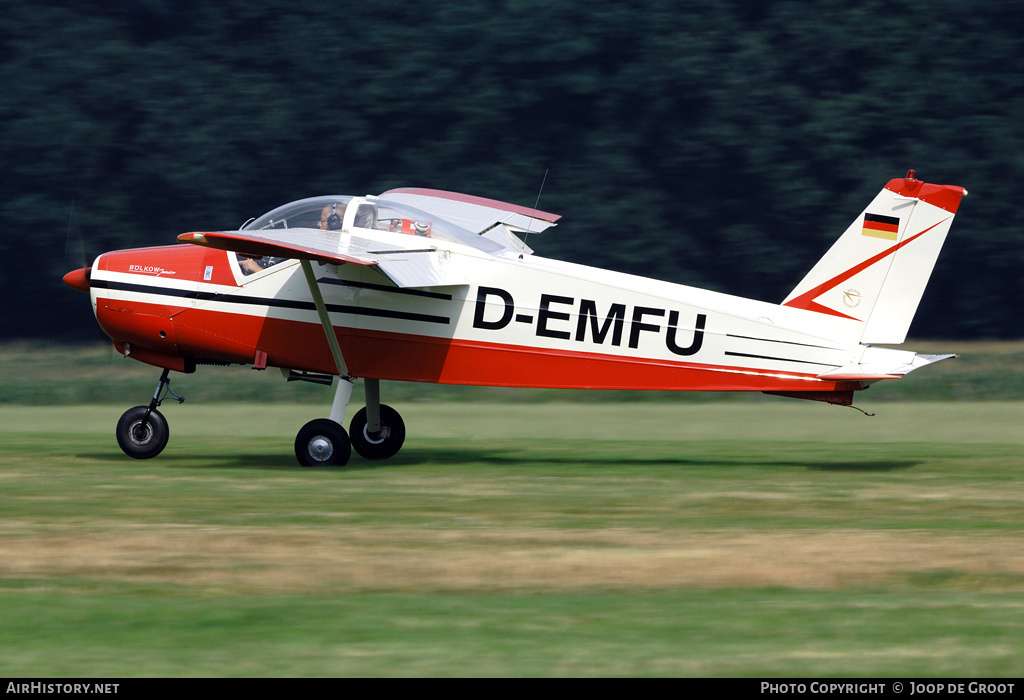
238,254,279,275
318,202,346,231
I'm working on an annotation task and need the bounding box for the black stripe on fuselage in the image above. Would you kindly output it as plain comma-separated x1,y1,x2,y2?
92,279,451,325
724,350,841,368
317,277,454,301
725,333,844,351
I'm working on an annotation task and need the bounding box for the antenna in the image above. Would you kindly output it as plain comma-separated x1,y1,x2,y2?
519,169,549,260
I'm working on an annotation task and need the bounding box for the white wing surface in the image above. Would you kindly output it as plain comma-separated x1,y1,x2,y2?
177,229,467,289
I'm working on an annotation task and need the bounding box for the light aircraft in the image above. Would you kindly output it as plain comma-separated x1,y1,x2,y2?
63,171,967,466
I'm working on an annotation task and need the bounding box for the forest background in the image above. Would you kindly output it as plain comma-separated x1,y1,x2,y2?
3,0,1021,341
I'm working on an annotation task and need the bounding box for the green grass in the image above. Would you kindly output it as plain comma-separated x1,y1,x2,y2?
2,588,1021,677
2,398,1024,676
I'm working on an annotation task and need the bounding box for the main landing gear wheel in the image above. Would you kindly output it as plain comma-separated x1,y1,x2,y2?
349,404,406,460
116,406,170,460
295,418,351,467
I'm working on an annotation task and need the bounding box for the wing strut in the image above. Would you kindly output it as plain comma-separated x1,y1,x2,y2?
300,260,348,377
299,260,353,424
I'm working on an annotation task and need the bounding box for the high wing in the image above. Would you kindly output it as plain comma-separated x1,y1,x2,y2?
379,187,560,255
177,228,467,289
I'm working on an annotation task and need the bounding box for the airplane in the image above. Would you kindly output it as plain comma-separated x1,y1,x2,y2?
63,170,967,467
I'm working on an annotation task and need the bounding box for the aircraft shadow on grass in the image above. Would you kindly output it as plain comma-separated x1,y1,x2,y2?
807,460,919,472
85,448,920,473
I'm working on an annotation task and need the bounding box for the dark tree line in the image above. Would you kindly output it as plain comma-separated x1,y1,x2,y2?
3,0,1022,340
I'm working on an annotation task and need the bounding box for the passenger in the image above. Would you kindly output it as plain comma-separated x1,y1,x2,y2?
318,202,346,231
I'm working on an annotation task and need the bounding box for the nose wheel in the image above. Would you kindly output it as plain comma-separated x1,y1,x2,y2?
115,368,182,460
116,405,170,459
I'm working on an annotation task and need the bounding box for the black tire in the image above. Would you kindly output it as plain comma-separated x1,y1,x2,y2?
349,405,406,460
116,406,170,460
294,419,351,467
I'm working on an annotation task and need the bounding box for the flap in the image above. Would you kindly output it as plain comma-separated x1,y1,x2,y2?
376,252,468,288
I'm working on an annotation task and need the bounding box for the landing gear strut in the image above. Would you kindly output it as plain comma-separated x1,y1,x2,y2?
115,368,184,459
294,260,406,468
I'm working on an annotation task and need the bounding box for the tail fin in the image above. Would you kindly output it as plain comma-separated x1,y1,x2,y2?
782,171,967,344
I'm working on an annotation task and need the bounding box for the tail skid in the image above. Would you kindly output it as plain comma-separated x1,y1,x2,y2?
782,171,967,344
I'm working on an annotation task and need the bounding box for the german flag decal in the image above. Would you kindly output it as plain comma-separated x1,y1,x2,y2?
862,213,900,241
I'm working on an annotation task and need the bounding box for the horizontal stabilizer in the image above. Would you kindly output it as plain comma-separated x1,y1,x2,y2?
816,348,957,382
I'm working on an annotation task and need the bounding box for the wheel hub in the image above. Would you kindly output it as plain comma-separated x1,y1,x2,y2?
130,420,153,445
362,424,390,445
308,435,334,462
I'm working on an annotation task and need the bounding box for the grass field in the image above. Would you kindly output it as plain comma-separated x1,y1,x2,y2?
2,384,1024,675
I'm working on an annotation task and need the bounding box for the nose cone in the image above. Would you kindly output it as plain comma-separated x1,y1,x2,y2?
63,267,92,292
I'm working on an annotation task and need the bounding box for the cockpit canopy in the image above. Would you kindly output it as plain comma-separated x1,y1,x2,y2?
242,195,504,254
